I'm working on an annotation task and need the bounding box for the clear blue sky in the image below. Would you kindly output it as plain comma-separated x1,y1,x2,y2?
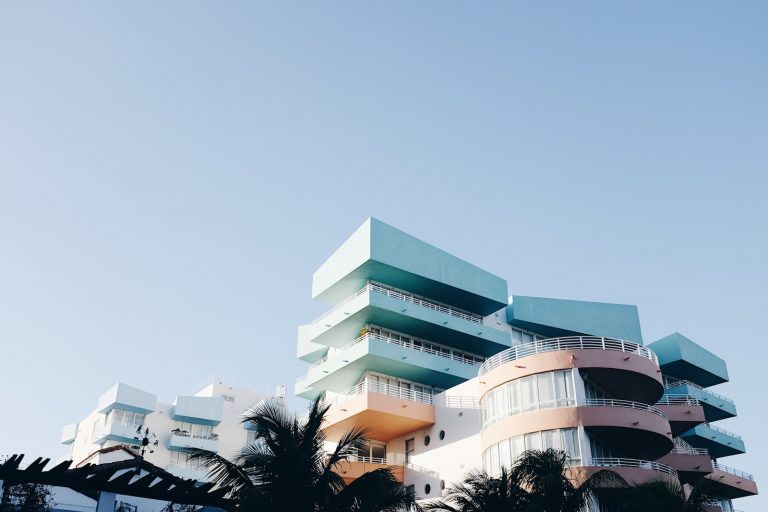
1,1,766,508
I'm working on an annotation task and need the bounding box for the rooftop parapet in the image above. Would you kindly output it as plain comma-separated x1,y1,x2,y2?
649,332,728,387
312,218,508,315
506,296,643,343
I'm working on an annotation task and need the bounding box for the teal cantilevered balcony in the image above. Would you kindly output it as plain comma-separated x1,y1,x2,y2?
301,282,511,357
97,383,156,415
681,423,746,458
172,396,224,426
649,333,728,387
294,331,483,399
664,379,736,421
312,218,508,316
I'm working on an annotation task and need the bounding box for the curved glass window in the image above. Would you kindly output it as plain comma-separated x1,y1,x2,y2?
482,428,581,475
481,369,576,428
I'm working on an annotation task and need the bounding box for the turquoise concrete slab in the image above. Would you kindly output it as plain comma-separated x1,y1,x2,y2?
300,336,479,393
681,423,746,458
312,218,508,315
308,287,511,356
506,296,643,343
97,383,157,415
649,333,728,387
665,383,737,421
172,396,224,425
297,328,329,363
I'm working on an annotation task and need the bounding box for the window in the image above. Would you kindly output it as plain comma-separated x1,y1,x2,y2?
405,438,415,463
439,430,445,441
481,370,575,428
108,409,145,428
424,435,431,446
483,428,582,475
424,484,431,495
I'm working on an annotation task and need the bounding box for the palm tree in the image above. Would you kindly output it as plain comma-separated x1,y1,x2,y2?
191,399,413,512
511,449,625,512
421,467,530,512
617,478,718,512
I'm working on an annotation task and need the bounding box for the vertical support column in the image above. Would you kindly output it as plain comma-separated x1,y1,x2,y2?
95,491,116,512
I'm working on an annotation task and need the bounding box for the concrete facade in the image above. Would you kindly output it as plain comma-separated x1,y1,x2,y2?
297,218,758,511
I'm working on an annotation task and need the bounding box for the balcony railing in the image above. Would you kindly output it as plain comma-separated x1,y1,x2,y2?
308,331,484,371
703,423,743,441
712,461,755,481
583,398,668,420
312,282,484,326
479,336,659,375
346,455,387,464
333,379,434,407
671,437,709,455
656,394,701,406
589,457,677,477
663,379,735,405
170,430,218,441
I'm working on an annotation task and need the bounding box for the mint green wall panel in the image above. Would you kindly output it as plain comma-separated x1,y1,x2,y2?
312,218,508,315
507,295,643,343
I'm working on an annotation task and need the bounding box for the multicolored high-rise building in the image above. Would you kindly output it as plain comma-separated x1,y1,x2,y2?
295,218,757,511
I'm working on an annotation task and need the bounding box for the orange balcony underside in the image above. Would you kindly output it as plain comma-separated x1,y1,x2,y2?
656,404,706,436
656,452,713,484
706,468,759,499
333,460,404,485
323,392,436,442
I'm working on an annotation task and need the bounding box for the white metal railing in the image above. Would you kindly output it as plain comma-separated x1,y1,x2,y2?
589,457,677,477
333,378,435,407
405,462,441,478
444,395,481,409
704,422,743,441
712,461,755,481
312,282,485,326
671,437,709,455
656,394,700,406
308,331,484,371
663,379,735,405
346,455,387,464
479,336,659,375
171,430,218,441
583,398,668,420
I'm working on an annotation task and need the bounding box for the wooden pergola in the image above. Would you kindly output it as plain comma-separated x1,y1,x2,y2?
0,455,232,511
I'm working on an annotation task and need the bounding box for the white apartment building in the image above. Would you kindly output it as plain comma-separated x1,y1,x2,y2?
61,376,285,482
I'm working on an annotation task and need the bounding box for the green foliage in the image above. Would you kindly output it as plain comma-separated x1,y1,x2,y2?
421,449,626,512
617,478,718,512
0,483,53,512
190,399,414,512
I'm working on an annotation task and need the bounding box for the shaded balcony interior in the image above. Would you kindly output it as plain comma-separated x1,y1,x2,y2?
305,282,512,356
311,218,509,315
296,327,485,398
